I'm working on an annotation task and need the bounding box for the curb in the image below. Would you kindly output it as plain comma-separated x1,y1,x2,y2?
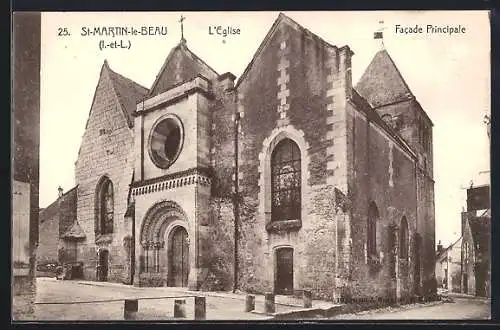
267,305,344,320
332,300,445,318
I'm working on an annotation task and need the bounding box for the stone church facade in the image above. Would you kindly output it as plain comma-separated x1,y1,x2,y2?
51,13,436,301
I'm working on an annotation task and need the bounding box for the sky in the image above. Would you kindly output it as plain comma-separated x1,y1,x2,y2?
39,11,490,247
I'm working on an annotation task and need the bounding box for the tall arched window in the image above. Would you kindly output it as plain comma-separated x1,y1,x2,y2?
367,202,379,264
399,216,409,260
96,178,114,235
271,138,301,222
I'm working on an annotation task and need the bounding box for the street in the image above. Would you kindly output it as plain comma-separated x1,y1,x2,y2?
331,296,491,320
34,277,270,320
33,277,491,320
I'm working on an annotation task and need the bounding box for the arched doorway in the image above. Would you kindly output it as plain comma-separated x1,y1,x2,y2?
97,249,109,281
275,247,294,295
139,201,190,287
167,226,189,287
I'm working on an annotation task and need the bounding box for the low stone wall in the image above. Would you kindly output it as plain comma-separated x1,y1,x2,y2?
137,272,165,287
12,275,36,320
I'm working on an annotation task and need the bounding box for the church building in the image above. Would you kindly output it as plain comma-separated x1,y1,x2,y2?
44,13,436,301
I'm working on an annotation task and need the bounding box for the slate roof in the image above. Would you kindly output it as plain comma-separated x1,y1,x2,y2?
436,236,462,260
349,88,416,159
148,40,219,97
355,49,414,109
39,186,78,225
106,61,149,127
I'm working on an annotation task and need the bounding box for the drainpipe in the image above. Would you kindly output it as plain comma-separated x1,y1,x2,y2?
233,93,240,293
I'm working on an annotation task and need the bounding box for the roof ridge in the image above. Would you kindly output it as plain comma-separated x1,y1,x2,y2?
181,42,219,77
105,62,149,127
350,88,416,159
107,66,149,92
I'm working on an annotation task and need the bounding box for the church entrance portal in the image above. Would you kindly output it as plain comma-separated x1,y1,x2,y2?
139,201,191,288
167,226,189,287
275,247,294,295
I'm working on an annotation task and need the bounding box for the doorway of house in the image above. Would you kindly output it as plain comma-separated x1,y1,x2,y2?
167,226,189,287
463,273,468,294
275,247,294,295
97,249,109,281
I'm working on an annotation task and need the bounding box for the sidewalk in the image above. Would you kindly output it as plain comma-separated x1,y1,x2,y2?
441,291,491,301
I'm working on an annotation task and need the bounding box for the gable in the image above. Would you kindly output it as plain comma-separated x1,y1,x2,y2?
76,61,143,163
149,41,218,97
236,13,338,90
355,49,413,108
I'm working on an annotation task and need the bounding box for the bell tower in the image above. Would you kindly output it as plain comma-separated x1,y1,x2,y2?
130,38,220,288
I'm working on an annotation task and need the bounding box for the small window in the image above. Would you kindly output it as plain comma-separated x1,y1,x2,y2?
399,216,409,260
367,202,379,266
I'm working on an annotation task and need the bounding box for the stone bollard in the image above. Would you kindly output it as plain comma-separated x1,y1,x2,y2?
264,292,275,314
245,295,255,312
174,299,186,318
303,290,312,308
194,296,206,320
123,299,138,320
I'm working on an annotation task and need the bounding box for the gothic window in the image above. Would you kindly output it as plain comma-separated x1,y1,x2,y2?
399,216,409,260
367,202,379,266
96,178,114,235
271,139,301,222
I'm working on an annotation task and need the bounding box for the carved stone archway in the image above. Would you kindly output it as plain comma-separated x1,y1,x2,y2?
138,201,189,286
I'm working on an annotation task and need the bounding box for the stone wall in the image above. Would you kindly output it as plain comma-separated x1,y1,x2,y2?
75,64,135,283
348,104,418,300
37,213,59,264
461,221,475,295
201,198,234,291
234,19,351,299
12,11,40,320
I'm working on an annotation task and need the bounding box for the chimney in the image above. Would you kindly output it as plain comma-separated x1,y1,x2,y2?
338,45,354,99
436,240,443,254
461,211,468,237
218,72,236,92
58,186,63,198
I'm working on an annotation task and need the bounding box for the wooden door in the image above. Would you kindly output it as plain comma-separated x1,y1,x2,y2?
275,248,293,295
168,227,189,287
98,250,109,282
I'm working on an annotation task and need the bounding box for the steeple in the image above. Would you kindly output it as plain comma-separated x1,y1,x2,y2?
355,49,413,108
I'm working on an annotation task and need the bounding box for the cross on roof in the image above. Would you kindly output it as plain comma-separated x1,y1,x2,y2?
179,15,186,41
374,20,386,49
